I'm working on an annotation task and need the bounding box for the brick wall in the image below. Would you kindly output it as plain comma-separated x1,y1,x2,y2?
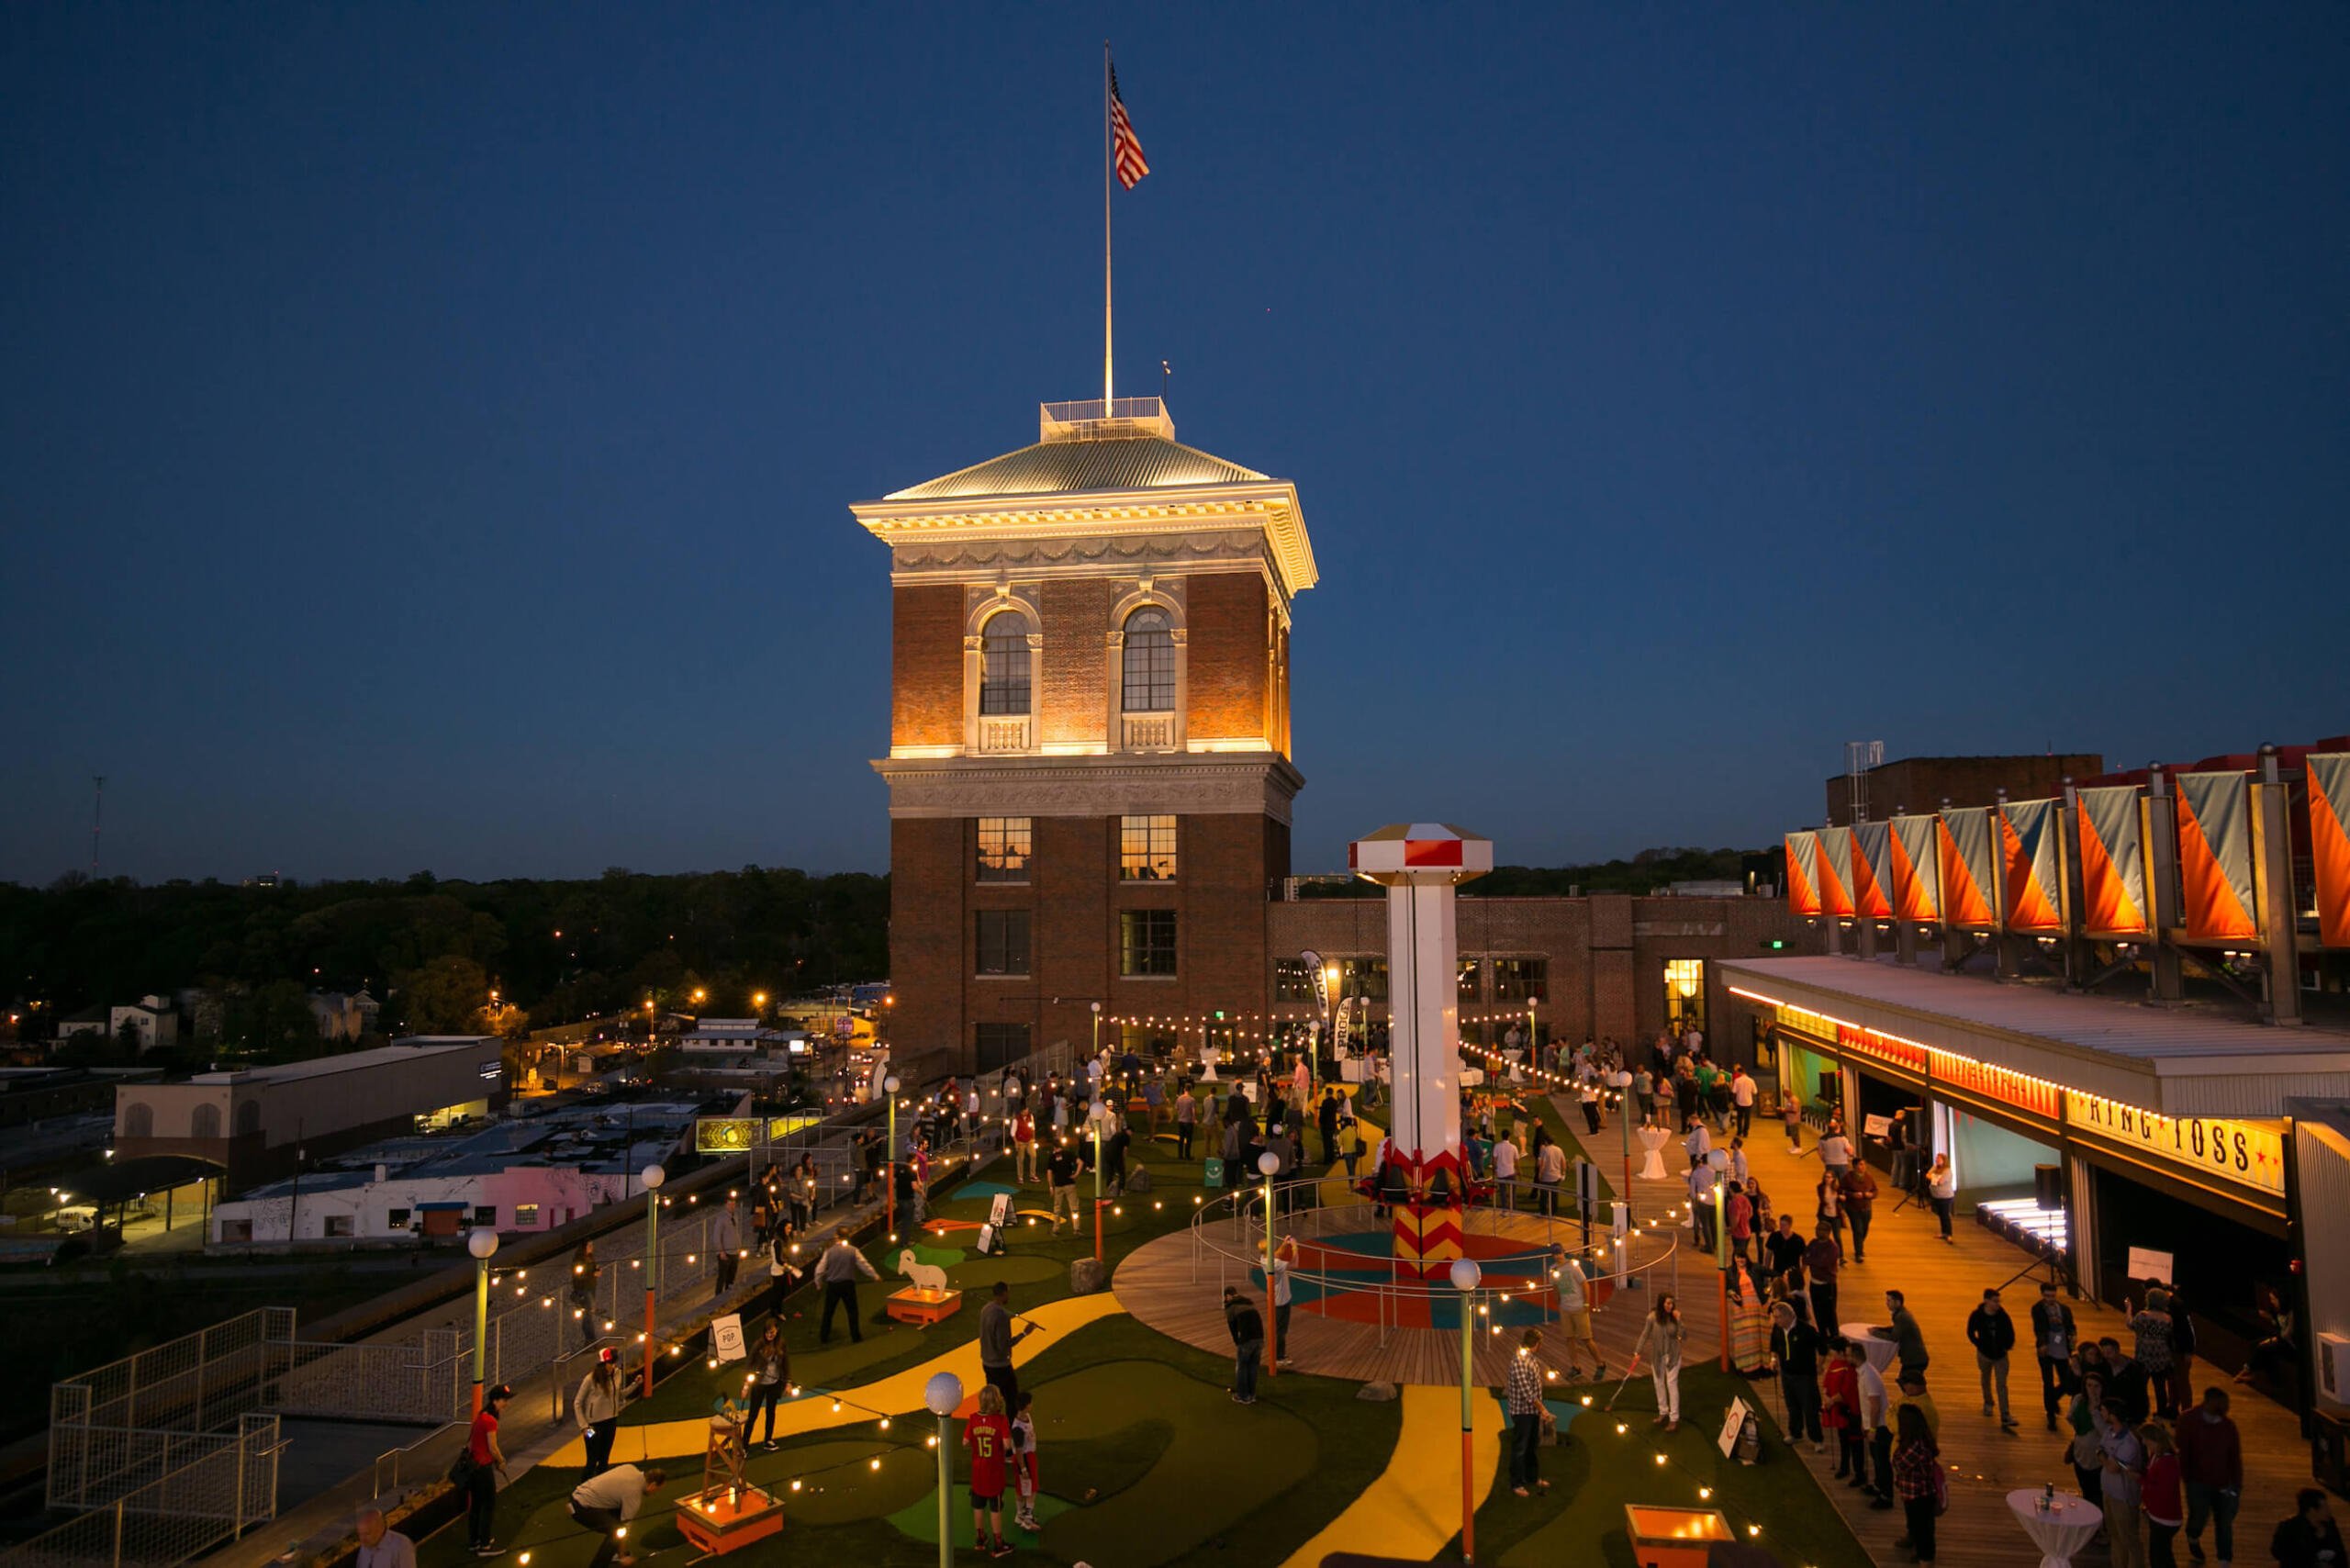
1267,892,1826,1059
1186,572,1270,743
888,810,1279,1074
1824,755,2104,826
1039,577,1112,749
891,584,965,750
888,817,966,1070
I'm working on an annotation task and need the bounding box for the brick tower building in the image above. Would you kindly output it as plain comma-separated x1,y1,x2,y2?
854,398,1318,1075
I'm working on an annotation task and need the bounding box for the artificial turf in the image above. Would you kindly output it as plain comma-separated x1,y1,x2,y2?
416,1084,1871,1568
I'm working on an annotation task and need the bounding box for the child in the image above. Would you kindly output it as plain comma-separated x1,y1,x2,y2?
963,1383,1014,1558
1009,1391,1041,1532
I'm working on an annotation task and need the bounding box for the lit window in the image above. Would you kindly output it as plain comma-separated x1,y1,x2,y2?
514,1204,541,1227
1272,959,1315,1002
1337,957,1388,1002
1665,958,1707,1033
976,818,1031,883
979,612,1032,716
1459,958,1483,1003
1120,910,1178,977
976,911,1031,977
1493,958,1548,1002
1121,609,1175,712
1119,815,1177,880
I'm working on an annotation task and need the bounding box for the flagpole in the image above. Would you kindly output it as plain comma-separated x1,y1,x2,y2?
1103,40,1114,412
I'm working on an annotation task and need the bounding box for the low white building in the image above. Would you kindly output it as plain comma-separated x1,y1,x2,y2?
207,1098,704,1244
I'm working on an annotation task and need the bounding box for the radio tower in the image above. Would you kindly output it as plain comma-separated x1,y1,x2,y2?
91,775,105,879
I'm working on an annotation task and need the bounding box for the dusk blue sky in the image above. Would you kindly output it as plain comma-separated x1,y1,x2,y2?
5,6,2344,885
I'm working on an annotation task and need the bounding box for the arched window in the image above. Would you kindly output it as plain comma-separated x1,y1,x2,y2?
190,1103,221,1139
122,1103,154,1138
979,611,1032,716
1122,609,1175,712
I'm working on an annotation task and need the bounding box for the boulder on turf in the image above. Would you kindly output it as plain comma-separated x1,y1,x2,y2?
1125,1166,1153,1193
1068,1256,1107,1294
1356,1382,1399,1402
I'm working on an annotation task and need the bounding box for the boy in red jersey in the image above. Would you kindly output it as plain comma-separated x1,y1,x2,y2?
962,1383,1014,1558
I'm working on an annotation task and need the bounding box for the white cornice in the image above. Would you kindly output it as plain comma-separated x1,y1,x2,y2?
851,481,1317,601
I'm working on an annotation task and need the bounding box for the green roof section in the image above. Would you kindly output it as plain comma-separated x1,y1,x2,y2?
885,433,1270,502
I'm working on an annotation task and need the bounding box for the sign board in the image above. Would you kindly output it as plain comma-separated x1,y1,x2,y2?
990,1193,1014,1230
2125,1247,2175,1285
1863,1114,1892,1139
710,1313,746,1365
1302,949,1328,1015
696,1117,760,1154
1717,1396,1752,1462
1203,1156,1225,1190
1333,997,1354,1055
1460,1067,1486,1089
2063,1092,2286,1201
976,1223,999,1255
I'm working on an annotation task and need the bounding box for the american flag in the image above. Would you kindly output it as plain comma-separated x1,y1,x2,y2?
1110,63,1150,189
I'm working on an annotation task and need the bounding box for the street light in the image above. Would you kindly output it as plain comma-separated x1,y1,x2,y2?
1088,1098,1110,1262
923,1372,963,1568
467,1227,499,1415
883,1075,902,1238
1449,1257,1483,1563
640,1164,666,1397
1258,1148,1282,1381
1607,1070,1635,1200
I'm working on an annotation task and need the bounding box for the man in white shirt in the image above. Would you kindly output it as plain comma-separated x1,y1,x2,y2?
1683,1117,1712,1164
1854,1350,1894,1506
1492,1133,1519,1209
1730,1065,1757,1137
569,1464,666,1568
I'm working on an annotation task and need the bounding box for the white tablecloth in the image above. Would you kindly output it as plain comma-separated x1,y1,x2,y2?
1636,1126,1672,1181
2006,1487,2101,1568
1840,1325,1897,1373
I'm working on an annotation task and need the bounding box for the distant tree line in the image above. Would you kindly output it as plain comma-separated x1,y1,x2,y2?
1,866,890,1055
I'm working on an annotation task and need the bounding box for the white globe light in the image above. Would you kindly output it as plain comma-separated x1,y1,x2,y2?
1449,1258,1483,1293
1088,1101,1107,1123
641,1164,666,1190
883,1075,901,1094
923,1372,964,1417
1091,1002,1102,1014
467,1228,500,1260
1257,1150,1281,1176
1608,1070,1634,1089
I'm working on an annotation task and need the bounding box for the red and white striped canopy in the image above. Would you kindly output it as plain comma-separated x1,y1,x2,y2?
1348,823,1494,880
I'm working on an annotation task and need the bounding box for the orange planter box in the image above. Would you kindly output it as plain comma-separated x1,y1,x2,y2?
675,1485,785,1556
885,1286,963,1327
1622,1505,1733,1568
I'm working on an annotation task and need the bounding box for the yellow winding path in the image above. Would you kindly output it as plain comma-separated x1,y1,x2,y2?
1280,1383,1505,1568
549,1294,1127,1467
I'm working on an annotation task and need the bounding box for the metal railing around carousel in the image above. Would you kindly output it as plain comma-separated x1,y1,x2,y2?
1186,1179,1684,1347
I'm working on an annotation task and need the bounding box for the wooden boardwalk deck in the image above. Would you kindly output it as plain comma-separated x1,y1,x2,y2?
1116,1095,2314,1566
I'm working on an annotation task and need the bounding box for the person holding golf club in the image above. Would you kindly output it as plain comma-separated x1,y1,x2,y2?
1630,1293,1687,1431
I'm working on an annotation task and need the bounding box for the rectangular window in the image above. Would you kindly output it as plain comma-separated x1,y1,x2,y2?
1492,958,1548,1002
514,1204,541,1227
976,817,1032,883
1459,958,1483,1004
1119,815,1178,880
324,1215,354,1238
976,910,1031,976
975,1022,1031,1072
1665,958,1707,1034
473,1205,497,1227
387,1208,411,1229
1272,958,1315,1002
1337,956,1388,1002
1120,910,1179,977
